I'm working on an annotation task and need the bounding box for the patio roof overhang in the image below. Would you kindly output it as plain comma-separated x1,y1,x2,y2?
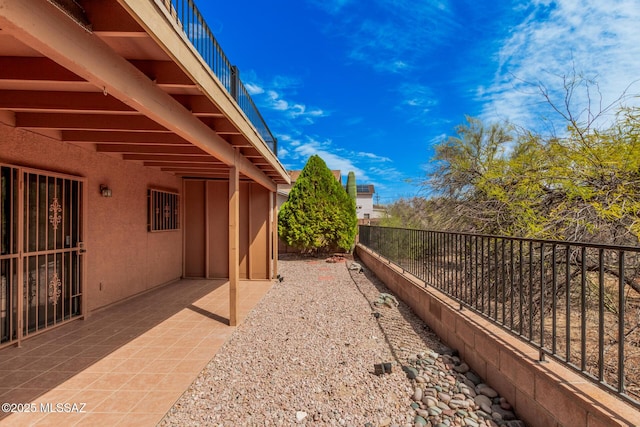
0,0,290,190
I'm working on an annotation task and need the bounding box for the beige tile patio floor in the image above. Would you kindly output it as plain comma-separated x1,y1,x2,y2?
0,278,273,426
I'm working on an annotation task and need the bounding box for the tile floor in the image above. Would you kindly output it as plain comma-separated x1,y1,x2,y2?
0,278,273,426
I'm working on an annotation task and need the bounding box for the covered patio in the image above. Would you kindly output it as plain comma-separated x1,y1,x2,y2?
1,0,289,355
0,277,273,426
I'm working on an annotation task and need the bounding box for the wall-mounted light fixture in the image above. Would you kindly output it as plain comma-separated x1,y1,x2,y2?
100,184,112,198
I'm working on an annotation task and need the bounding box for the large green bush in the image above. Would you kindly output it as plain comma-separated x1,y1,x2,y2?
279,155,357,252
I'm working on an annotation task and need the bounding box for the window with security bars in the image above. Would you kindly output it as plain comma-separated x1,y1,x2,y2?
148,189,179,232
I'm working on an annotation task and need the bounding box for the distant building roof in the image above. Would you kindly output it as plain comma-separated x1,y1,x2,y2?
356,184,375,195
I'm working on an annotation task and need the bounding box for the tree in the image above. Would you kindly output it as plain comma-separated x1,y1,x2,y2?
279,155,357,252
346,171,357,202
426,116,526,234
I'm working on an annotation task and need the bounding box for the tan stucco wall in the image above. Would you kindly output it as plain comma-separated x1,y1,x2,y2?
182,179,272,280
207,181,229,278
0,122,182,312
248,183,270,279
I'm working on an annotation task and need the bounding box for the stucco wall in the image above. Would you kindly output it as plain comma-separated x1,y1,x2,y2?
183,179,272,280
356,244,640,427
0,122,182,312
356,194,374,219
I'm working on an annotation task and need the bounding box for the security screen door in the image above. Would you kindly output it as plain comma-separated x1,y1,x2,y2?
1,164,84,346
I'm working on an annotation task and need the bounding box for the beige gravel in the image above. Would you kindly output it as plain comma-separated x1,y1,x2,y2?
160,255,455,426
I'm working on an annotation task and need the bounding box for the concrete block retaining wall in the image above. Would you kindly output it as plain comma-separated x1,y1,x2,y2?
356,244,640,427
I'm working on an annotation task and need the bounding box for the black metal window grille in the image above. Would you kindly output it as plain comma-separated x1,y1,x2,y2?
148,189,179,232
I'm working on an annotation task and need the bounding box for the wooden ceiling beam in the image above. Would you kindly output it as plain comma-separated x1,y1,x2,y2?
15,112,168,131
172,94,224,117
96,144,206,155
199,117,241,134
62,130,190,144
0,90,135,113
129,60,195,87
143,161,224,167
160,167,229,173
0,57,83,82
175,172,231,178
123,154,221,162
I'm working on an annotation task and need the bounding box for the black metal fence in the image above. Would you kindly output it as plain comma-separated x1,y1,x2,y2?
158,0,277,154
359,225,640,408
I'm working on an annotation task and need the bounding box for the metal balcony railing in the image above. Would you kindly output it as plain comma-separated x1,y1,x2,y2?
359,225,640,408
159,0,277,154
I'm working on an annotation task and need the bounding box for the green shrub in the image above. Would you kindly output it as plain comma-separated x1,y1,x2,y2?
279,155,357,252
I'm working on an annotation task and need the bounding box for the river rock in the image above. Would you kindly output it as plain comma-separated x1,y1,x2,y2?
414,415,427,426
422,396,437,408
416,408,429,419
465,372,482,385
437,392,451,402
403,366,419,379
454,363,470,373
437,401,450,411
499,397,512,410
475,394,492,407
464,418,479,427
449,399,470,409
491,404,516,421
476,384,498,398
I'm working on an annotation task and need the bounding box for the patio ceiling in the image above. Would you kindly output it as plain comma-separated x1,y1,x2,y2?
0,0,289,188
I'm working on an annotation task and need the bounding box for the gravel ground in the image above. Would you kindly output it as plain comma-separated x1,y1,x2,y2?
160,255,525,427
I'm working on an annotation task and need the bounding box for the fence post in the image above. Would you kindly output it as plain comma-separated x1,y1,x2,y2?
230,65,239,101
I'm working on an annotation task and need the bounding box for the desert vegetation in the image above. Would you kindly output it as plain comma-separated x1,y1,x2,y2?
374,74,640,403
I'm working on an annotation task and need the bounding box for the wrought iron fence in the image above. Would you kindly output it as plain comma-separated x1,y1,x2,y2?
158,0,277,154
358,225,640,408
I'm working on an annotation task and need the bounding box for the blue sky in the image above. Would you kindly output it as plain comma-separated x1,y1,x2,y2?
197,0,640,204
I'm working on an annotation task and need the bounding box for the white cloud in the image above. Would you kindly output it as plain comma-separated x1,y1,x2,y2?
277,133,417,202
278,147,289,159
271,75,303,91
396,83,440,123
399,83,438,110
427,133,447,145
480,0,640,132
260,89,327,123
368,166,403,181
293,139,369,180
357,152,391,162
245,82,264,96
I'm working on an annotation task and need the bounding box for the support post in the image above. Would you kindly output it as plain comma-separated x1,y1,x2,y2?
272,191,278,278
229,164,239,326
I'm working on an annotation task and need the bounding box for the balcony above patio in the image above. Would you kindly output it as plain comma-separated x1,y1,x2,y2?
0,0,289,189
